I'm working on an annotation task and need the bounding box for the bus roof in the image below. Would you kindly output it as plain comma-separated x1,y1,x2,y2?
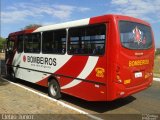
9,28,36,37
8,14,151,37
33,18,90,33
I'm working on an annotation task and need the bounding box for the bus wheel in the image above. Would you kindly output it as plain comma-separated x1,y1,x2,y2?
9,71,16,82
48,80,61,99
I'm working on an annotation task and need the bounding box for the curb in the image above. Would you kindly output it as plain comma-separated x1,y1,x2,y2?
1,78,103,120
153,78,160,82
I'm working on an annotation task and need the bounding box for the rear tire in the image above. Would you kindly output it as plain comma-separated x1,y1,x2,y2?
48,80,61,99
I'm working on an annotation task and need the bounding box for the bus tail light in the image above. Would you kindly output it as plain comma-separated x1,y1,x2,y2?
116,75,122,83
116,66,122,83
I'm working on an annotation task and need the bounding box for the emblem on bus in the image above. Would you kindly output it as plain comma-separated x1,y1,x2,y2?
23,55,26,62
133,26,146,45
95,67,105,78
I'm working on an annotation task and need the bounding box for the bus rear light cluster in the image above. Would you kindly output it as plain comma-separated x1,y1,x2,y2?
116,75,120,80
145,72,153,79
116,66,122,83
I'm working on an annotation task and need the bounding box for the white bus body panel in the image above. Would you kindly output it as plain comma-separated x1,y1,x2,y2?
12,52,72,83
33,18,90,32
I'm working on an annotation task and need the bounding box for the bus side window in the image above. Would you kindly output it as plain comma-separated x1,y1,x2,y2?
24,33,41,53
42,29,66,54
7,40,14,51
32,33,41,53
6,38,15,56
68,24,106,55
17,35,23,53
24,34,31,53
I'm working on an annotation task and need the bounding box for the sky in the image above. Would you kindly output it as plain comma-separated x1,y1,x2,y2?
1,0,160,48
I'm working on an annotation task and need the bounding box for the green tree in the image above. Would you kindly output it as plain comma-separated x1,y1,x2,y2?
22,24,42,30
155,49,160,56
0,37,6,52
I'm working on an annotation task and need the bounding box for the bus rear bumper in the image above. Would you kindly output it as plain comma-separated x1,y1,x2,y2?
115,78,152,99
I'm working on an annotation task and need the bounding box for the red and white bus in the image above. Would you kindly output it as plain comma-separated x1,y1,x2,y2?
6,14,155,101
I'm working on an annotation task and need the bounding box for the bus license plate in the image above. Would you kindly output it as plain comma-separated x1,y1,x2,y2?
135,72,142,78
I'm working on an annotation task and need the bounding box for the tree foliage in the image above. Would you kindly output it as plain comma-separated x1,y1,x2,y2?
155,49,160,56
0,37,6,52
22,24,42,30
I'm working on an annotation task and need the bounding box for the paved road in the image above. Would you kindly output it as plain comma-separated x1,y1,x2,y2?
60,80,160,119
1,77,160,120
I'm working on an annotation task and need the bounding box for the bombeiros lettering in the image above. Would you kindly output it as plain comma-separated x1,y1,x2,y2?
27,56,56,66
129,59,149,67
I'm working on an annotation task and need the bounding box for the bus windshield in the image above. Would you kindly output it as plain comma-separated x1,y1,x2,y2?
119,21,152,50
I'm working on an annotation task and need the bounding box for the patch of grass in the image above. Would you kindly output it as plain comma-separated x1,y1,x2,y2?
154,73,160,78
154,55,160,77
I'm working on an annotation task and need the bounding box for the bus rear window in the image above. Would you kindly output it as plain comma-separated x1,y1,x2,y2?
119,21,152,50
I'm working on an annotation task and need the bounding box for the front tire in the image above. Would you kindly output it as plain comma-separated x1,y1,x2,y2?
8,69,16,82
48,80,61,99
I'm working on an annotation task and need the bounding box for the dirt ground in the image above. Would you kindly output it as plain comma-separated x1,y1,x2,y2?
0,78,92,120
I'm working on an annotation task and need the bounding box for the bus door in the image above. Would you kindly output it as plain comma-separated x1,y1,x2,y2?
6,37,16,64
6,36,17,76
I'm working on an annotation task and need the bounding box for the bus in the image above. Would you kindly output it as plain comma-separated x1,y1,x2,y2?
6,14,155,101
